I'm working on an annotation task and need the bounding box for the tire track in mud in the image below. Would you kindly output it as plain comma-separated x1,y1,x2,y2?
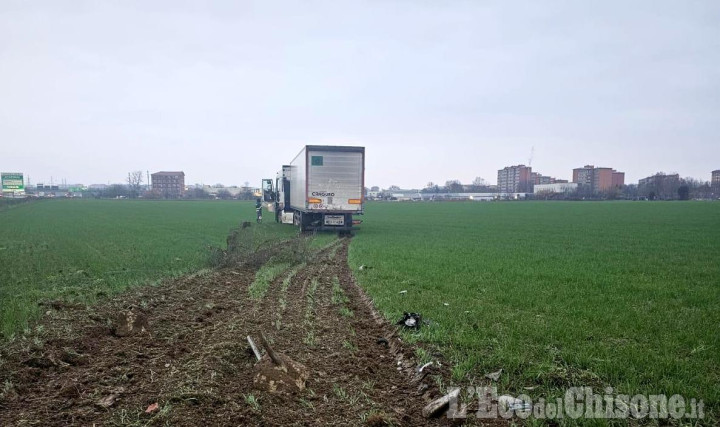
0,238,450,426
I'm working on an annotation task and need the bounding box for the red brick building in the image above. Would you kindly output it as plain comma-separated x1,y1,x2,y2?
497,165,532,193
572,165,624,193
612,171,625,188
151,171,185,199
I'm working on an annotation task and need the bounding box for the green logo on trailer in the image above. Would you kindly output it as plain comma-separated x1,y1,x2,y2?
311,156,323,166
1,173,24,192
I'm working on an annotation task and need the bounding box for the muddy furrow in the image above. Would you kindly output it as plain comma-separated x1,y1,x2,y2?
0,266,259,425
220,239,440,426
0,238,447,426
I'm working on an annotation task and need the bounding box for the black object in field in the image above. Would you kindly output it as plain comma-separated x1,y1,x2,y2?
397,312,422,330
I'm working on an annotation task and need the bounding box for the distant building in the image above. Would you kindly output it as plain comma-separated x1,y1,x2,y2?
638,173,679,187
497,165,532,193
612,171,625,188
151,171,185,199
638,173,680,199
712,170,720,188
572,165,624,193
531,172,568,186
199,185,258,199
534,182,579,194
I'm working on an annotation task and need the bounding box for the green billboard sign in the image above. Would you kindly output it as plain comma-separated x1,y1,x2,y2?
1,172,24,192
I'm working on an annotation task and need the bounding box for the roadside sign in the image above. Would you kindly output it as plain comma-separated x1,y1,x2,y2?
1,172,24,193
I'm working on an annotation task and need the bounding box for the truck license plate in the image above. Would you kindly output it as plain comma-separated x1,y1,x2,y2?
324,215,344,226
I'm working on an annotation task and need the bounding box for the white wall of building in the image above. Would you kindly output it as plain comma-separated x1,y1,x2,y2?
534,183,578,193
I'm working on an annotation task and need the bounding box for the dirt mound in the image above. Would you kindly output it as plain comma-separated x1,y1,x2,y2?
111,309,150,337
253,352,309,394
0,239,464,426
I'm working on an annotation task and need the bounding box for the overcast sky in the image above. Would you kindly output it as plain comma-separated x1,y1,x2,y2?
1,0,718,189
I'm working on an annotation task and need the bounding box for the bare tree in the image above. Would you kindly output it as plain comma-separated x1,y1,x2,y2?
423,182,439,193
127,171,144,198
472,177,487,187
217,189,233,200
445,180,463,193
105,184,128,199
678,185,690,200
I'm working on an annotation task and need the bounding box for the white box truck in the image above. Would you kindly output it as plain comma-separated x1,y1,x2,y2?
262,145,365,232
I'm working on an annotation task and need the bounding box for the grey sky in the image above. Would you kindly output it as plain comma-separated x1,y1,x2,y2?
1,1,718,189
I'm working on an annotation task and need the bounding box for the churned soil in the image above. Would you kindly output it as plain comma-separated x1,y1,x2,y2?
0,238,481,426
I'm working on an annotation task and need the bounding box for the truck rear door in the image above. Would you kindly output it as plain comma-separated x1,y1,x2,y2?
306,149,363,212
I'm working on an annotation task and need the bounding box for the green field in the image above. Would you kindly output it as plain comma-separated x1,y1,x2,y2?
0,199,297,337
348,201,720,419
2,199,718,421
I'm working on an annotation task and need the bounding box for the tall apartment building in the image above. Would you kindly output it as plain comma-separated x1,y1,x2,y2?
572,165,624,193
611,171,625,188
497,165,532,193
713,170,720,188
151,171,185,199
638,173,679,188
638,173,680,199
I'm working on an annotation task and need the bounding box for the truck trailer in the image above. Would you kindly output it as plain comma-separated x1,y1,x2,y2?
262,145,365,232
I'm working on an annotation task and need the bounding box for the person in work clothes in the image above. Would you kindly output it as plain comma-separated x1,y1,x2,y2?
255,198,262,223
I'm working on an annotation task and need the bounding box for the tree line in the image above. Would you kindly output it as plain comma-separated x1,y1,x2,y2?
87,172,258,200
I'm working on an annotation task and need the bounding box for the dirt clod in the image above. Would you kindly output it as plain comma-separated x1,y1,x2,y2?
366,412,394,426
23,357,56,369
60,349,88,366
253,353,309,394
95,387,125,409
111,310,149,337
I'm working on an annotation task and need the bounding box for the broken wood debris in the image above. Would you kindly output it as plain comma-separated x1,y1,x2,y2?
247,335,261,361
422,387,460,418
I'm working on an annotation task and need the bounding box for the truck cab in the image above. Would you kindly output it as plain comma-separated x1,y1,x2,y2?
262,166,292,223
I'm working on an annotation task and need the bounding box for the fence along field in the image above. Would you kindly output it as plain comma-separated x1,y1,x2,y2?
348,201,720,420
0,199,297,338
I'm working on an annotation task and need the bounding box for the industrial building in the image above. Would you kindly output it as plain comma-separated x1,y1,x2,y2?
151,171,185,199
534,182,579,194
572,165,624,193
